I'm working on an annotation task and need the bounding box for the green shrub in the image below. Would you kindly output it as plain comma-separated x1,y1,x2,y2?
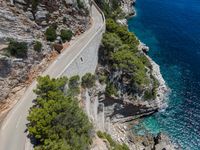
45,26,57,42
102,32,122,52
67,75,81,96
95,0,123,19
106,19,118,33
33,76,68,100
67,87,80,97
81,73,96,88
60,29,73,42
63,16,67,24
31,0,39,11
69,75,80,89
97,131,104,139
99,75,107,84
51,23,58,30
34,41,42,52
7,39,28,58
28,76,92,150
103,18,150,89
77,0,84,9
97,131,129,150
144,90,153,100
110,0,120,10
105,82,117,97
106,19,139,48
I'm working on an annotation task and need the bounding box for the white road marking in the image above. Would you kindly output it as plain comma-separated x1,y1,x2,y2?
57,24,104,77
0,4,105,150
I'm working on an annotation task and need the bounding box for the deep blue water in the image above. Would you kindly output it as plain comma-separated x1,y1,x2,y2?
128,0,200,149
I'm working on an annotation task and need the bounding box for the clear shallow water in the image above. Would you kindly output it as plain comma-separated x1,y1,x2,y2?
128,0,200,149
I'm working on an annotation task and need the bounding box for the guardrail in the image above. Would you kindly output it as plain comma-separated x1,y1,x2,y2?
92,0,106,25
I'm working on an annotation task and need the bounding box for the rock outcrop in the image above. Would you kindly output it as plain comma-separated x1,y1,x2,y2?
120,0,136,16
81,82,177,150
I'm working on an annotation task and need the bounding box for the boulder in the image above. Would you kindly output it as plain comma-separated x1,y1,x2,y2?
53,43,63,53
25,11,34,20
154,133,178,150
35,8,48,20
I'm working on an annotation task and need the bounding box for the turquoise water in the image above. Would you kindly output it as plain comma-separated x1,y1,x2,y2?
128,0,200,149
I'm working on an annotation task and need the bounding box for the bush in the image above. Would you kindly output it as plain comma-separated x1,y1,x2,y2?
95,0,123,19
68,75,80,89
102,32,122,52
7,39,28,58
33,76,68,100
99,75,107,84
63,16,67,24
97,131,104,139
103,18,151,90
60,29,73,42
144,90,154,100
106,19,118,33
97,131,129,150
105,82,117,97
77,0,84,9
67,75,80,96
45,26,57,42
106,19,139,48
34,41,42,52
110,0,120,10
28,76,92,150
31,0,39,11
81,73,96,88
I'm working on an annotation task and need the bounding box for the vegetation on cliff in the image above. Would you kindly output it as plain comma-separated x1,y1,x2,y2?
99,18,158,100
60,29,73,42
94,0,125,19
6,39,28,58
81,73,96,88
97,131,129,150
34,41,42,52
95,1,159,100
27,76,92,150
45,26,57,42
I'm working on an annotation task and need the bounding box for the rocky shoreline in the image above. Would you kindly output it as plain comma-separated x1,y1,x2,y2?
119,0,169,114
136,40,169,112
102,1,179,149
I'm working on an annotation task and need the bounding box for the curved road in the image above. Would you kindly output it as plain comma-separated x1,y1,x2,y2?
0,4,104,150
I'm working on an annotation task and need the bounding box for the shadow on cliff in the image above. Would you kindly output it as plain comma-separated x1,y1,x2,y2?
0,59,12,78
102,96,157,120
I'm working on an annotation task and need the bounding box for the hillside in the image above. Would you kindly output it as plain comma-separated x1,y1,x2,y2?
0,0,179,150
0,0,90,118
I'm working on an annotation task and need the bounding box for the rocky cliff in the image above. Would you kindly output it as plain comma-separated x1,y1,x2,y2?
120,0,136,16
86,0,179,149
0,0,90,119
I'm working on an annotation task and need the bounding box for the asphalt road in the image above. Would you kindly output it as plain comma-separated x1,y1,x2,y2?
0,4,104,150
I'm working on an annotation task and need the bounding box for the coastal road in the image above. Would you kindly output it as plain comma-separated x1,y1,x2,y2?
0,4,104,150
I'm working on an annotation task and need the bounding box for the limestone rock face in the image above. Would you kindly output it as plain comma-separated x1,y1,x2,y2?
0,0,91,109
120,0,136,16
82,83,177,150
154,133,180,150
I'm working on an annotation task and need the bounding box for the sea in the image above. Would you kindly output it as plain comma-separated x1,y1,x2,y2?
128,0,200,149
